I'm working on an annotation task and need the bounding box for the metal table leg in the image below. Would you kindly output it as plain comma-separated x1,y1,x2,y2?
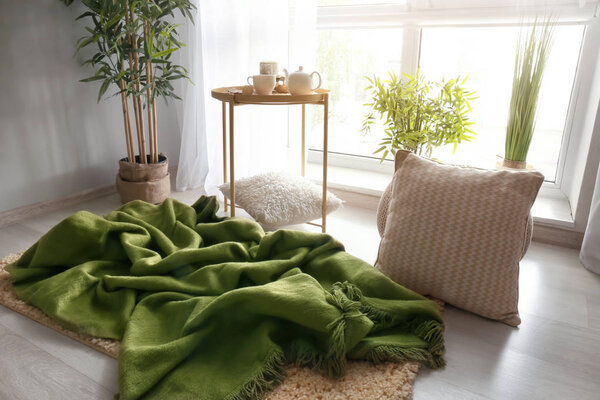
222,102,228,211
229,101,235,217
322,96,328,233
301,104,306,177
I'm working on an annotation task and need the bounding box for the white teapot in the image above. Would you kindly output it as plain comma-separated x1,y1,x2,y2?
282,66,321,95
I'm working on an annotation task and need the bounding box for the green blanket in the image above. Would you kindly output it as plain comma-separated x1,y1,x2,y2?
7,196,444,400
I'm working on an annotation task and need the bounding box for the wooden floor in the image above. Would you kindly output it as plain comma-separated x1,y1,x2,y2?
1,190,599,400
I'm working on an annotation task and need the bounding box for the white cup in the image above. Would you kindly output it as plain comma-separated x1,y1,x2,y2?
260,61,279,75
247,74,276,95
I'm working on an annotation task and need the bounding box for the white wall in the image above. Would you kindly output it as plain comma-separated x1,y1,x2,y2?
0,0,181,213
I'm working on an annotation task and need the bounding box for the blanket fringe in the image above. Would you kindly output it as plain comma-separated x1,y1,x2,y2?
332,282,396,327
285,339,346,379
224,351,287,400
365,342,445,369
323,282,365,377
225,281,445,400
332,281,446,369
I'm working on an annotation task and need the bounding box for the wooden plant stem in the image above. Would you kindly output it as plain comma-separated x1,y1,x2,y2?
125,2,144,163
150,63,158,163
129,5,146,163
152,92,158,163
119,79,135,162
112,0,133,162
117,45,134,160
144,21,155,164
141,18,157,162
128,61,143,162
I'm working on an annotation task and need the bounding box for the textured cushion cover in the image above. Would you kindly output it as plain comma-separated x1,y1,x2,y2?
219,172,343,226
377,181,534,259
375,153,543,326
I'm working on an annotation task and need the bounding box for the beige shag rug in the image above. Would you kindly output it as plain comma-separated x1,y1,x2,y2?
0,252,436,400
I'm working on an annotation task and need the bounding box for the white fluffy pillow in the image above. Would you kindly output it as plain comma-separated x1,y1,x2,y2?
218,172,343,226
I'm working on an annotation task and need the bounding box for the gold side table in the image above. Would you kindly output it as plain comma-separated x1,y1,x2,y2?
211,86,330,232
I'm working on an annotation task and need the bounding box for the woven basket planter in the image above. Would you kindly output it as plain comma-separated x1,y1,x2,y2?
502,159,527,169
116,154,170,204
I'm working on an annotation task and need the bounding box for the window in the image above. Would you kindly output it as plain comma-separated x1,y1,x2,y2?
308,1,593,184
421,25,583,181
309,28,403,158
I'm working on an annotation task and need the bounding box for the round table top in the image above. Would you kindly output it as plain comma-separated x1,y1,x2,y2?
211,86,330,105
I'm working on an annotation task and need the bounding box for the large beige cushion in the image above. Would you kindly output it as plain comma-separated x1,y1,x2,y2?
377,180,534,259
375,152,543,326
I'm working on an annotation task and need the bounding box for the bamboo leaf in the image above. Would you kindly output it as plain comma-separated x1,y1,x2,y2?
80,75,105,82
152,47,177,58
97,79,110,102
362,69,477,163
105,11,126,29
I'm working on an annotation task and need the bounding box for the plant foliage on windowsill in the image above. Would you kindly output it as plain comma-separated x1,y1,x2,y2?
362,71,477,161
505,18,554,163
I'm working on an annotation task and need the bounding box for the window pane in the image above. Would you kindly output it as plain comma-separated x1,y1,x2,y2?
420,25,584,181
309,28,403,158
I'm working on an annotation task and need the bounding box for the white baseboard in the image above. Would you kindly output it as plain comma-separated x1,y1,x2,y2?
0,185,116,229
530,223,584,249
0,164,179,229
328,187,381,210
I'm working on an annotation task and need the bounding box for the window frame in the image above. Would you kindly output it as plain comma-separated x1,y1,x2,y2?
310,2,594,189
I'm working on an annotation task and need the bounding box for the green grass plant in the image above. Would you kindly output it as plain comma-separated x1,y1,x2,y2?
505,18,554,163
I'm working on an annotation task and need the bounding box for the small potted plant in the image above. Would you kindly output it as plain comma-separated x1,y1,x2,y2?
60,0,195,203
362,71,476,163
503,18,554,169
362,71,476,235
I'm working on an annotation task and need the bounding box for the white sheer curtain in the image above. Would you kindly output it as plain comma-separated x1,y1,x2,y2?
176,0,317,195
581,160,600,274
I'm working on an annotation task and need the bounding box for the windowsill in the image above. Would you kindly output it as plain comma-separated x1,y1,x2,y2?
307,161,575,229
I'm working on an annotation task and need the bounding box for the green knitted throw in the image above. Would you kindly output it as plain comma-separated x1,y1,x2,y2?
7,196,444,400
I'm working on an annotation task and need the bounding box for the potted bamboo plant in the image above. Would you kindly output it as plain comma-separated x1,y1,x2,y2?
362,71,477,162
61,0,194,203
504,18,554,169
